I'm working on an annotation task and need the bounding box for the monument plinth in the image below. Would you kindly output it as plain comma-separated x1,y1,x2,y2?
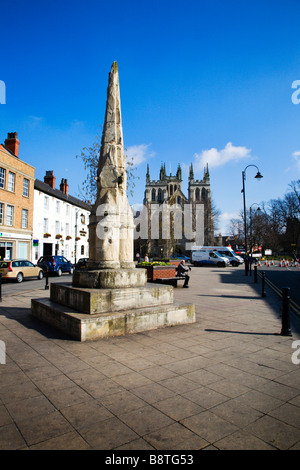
31,62,195,341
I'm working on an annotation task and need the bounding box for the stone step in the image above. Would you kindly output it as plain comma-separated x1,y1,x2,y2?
50,282,174,315
31,298,195,341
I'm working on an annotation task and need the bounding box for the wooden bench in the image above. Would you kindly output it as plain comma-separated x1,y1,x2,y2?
154,276,186,287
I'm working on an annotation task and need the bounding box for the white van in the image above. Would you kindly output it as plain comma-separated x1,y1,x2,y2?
191,250,230,267
192,246,244,267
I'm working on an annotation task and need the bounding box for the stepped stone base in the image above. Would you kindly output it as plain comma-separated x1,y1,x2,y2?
72,268,147,289
31,296,195,341
50,282,173,315
31,269,195,341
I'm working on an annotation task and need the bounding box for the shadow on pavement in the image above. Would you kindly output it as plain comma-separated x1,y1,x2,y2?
219,269,300,336
0,306,72,341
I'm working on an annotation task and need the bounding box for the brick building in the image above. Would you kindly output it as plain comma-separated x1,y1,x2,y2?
0,133,35,260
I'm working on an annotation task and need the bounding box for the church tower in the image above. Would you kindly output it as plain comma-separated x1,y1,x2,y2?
137,162,214,258
188,163,214,245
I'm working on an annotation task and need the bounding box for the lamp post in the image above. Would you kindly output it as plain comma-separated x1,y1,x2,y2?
241,165,263,275
250,204,261,254
249,204,261,275
74,210,84,265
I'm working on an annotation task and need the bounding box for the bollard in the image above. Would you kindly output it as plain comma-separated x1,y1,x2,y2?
0,273,2,302
45,269,49,290
261,271,266,297
280,287,292,336
254,265,258,283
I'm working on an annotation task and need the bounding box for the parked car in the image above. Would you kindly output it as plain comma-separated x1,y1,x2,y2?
37,255,74,276
75,258,89,270
170,255,190,261
0,259,44,283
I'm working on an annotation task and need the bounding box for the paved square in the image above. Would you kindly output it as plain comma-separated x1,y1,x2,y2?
0,266,299,450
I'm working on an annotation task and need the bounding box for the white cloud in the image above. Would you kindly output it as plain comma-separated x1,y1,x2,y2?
292,151,300,171
217,211,240,235
126,143,155,167
194,142,251,170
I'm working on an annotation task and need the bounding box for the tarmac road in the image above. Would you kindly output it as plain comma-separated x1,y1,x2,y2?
0,273,73,298
256,265,300,309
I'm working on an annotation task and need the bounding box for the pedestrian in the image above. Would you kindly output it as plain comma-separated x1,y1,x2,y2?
177,259,191,288
144,253,149,262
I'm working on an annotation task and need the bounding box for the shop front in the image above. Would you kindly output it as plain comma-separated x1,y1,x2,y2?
0,231,32,261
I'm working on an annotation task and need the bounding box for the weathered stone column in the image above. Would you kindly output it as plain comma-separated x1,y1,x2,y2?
88,61,135,270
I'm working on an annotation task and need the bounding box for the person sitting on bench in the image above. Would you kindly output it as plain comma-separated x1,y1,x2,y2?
177,260,191,288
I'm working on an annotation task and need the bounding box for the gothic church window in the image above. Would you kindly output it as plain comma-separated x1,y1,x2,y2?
158,188,163,202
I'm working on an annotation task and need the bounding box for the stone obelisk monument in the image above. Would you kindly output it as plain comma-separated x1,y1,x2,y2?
31,62,195,341
88,61,135,270
73,62,145,289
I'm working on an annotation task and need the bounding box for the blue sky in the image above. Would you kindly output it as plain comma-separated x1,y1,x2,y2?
1,0,300,235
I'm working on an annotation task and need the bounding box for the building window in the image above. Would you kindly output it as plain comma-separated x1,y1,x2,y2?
151,189,156,201
0,168,5,189
22,209,28,228
55,220,60,235
66,205,70,217
44,196,49,210
56,201,60,213
0,202,3,224
43,218,48,233
6,205,14,226
65,223,70,236
8,172,15,192
23,178,29,197
17,242,28,259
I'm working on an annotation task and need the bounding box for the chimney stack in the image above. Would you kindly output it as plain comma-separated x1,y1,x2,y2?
5,132,20,157
60,178,69,195
44,170,56,189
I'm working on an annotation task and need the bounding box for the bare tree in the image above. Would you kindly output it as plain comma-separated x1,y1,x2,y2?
76,127,138,204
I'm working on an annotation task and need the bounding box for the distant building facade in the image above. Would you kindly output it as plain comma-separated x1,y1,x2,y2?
33,171,91,264
135,163,214,258
0,133,35,261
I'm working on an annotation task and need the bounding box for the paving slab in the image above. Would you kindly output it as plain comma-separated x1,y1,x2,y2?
0,265,299,450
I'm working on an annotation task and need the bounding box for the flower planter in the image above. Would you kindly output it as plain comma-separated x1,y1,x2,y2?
137,264,176,281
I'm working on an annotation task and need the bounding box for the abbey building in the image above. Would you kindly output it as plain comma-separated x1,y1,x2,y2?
135,163,214,258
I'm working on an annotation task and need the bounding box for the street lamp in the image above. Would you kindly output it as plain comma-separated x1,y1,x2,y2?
74,210,84,265
241,165,263,274
249,204,261,271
